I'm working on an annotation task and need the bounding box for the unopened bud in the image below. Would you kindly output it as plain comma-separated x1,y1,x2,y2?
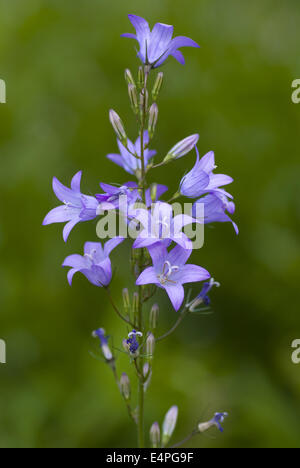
152,72,164,101
133,292,139,316
164,134,199,163
150,304,159,329
120,373,131,401
140,89,148,115
146,333,155,357
143,362,152,391
150,422,160,448
109,109,127,145
137,66,145,89
128,84,139,114
122,288,130,315
148,103,158,139
162,406,178,447
125,68,135,86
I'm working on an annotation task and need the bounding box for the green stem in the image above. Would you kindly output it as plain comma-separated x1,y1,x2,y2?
136,65,150,448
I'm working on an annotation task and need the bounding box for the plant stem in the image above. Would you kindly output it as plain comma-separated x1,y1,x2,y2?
156,307,189,342
136,65,150,448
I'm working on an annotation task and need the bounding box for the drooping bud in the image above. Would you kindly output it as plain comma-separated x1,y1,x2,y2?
164,134,199,163
109,109,127,146
148,103,159,139
150,422,161,448
198,412,228,433
150,304,159,330
152,72,163,101
92,328,113,362
146,333,155,358
122,288,130,316
120,373,131,401
124,68,135,86
162,406,178,447
137,66,145,89
128,84,139,114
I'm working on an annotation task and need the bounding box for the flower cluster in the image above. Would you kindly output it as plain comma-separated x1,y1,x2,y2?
43,14,234,448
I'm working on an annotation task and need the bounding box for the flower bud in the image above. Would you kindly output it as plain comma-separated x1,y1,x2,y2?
143,362,152,391
109,109,127,146
162,405,178,447
122,339,130,353
120,373,131,401
150,304,159,329
122,288,130,316
133,292,139,316
137,66,145,89
150,422,160,448
124,68,135,86
128,83,139,114
148,103,158,139
140,89,149,115
152,72,163,101
146,333,155,357
164,134,199,163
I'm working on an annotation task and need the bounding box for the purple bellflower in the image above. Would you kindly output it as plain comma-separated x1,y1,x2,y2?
43,171,99,242
180,148,233,198
193,191,239,234
136,243,210,311
132,202,197,250
107,131,156,175
62,237,124,287
121,15,200,68
95,182,140,211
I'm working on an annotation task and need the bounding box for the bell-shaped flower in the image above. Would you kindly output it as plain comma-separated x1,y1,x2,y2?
132,202,197,250
43,171,99,242
121,15,200,68
107,131,156,175
193,191,239,234
136,243,210,311
180,148,233,198
62,237,124,287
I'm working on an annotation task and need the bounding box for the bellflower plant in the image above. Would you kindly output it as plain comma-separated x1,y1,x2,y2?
43,14,237,448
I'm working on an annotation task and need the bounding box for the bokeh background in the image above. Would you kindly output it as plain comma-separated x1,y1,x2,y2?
0,0,299,448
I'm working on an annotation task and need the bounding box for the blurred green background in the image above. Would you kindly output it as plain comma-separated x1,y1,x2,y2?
0,0,300,448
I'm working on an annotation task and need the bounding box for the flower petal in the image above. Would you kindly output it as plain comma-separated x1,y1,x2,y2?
207,174,234,189
164,284,185,311
104,237,125,256
42,205,75,225
178,264,210,284
147,242,168,269
136,267,158,286
63,254,89,270
148,23,173,63
71,171,82,192
63,217,80,242
167,244,192,267
171,50,185,64
52,177,80,206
